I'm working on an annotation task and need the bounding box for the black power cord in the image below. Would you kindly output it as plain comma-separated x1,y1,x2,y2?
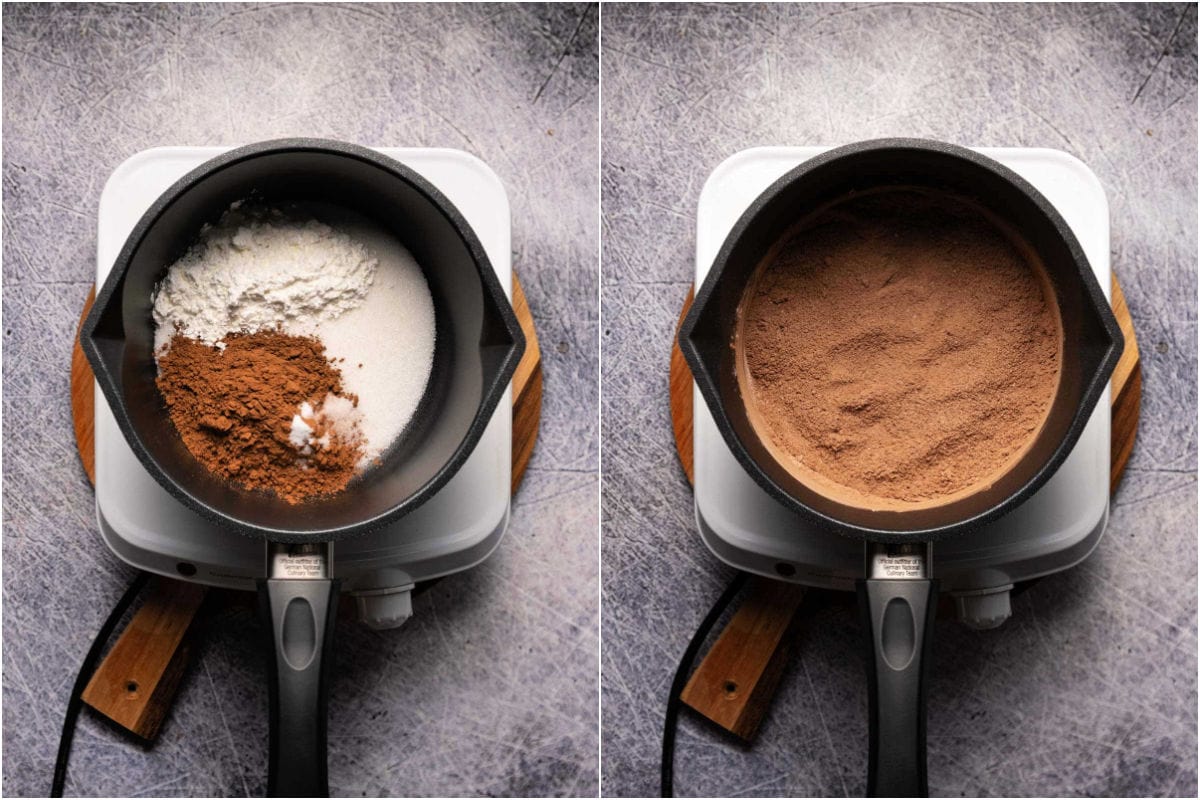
51,570,151,797
661,571,749,798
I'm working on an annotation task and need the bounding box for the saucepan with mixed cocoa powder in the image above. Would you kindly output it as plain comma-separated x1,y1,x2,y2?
82,140,525,796
679,139,1122,797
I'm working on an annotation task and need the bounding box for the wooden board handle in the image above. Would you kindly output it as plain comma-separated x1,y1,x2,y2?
680,578,806,740
80,578,207,741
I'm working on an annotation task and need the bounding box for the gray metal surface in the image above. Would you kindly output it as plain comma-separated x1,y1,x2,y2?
2,3,598,796
601,3,1197,797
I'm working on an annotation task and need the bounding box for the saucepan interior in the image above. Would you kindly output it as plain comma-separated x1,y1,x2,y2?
84,142,523,541
681,140,1122,540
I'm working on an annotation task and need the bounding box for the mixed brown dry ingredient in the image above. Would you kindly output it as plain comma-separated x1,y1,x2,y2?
156,330,363,504
737,189,1062,509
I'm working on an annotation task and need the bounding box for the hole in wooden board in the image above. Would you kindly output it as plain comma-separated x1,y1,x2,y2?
126,681,138,693
723,680,738,697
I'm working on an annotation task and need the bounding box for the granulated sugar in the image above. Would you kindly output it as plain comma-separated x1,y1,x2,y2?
310,207,436,465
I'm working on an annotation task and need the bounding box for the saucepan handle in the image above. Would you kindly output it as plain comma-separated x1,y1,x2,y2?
258,576,339,797
857,576,938,798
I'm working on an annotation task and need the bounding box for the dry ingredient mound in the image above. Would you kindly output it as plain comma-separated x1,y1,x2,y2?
156,330,364,504
737,189,1063,510
151,201,435,467
151,203,377,352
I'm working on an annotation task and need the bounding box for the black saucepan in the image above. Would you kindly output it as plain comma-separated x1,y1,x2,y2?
81,139,525,796
679,139,1122,796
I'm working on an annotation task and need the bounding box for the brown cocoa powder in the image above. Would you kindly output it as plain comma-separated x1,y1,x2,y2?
156,330,364,504
736,189,1062,510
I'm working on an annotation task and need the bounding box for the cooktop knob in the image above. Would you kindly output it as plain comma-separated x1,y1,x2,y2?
953,586,1013,630
354,587,414,630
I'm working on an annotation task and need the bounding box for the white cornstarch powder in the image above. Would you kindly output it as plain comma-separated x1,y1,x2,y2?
153,202,437,467
152,203,378,352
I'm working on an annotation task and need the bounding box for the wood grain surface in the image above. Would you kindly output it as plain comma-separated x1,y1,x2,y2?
669,273,1142,740
70,287,97,485
511,276,544,494
80,578,207,741
679,579,807,741
1109,278,1142,493
70,274,543,740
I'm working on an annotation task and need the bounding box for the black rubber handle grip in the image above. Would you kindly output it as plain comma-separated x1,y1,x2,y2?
258,578,339,798
857,577,938,798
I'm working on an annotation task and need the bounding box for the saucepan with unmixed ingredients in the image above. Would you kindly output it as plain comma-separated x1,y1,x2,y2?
679,139,1122,796
81,139,525,797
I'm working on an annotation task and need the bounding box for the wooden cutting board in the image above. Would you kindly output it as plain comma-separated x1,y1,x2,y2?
669,275,1142,740
70,274,543,740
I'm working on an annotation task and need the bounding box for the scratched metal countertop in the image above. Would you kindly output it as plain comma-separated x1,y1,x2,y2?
601,3,1197,797
2,3,598,796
